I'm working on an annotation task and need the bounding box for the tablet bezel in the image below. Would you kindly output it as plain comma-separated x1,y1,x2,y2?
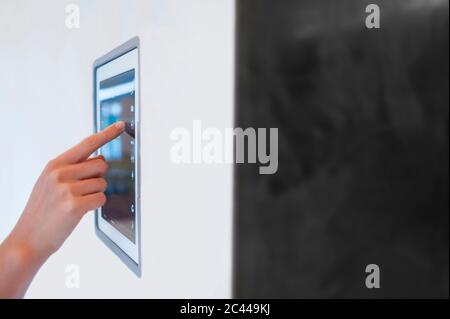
93,37,141,277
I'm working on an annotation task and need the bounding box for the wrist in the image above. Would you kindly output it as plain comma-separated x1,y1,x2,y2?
0,236,46,299
2,234,46,271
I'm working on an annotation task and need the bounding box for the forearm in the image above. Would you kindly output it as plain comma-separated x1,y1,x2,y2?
0,235,45,299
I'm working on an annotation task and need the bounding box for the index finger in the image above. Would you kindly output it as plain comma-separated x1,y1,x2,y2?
56,121,125,164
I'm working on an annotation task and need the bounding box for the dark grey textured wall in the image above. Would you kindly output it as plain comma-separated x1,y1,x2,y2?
233,0,449,298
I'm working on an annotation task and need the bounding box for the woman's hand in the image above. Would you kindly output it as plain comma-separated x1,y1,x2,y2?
0,121,125,298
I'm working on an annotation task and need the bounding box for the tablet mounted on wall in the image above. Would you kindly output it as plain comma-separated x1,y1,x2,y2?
93,37,141,277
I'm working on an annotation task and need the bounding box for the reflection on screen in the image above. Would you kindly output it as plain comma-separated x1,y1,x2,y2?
99,69,136,243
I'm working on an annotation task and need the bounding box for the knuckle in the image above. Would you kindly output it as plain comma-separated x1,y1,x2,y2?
99,160,109,173
99,178,108,191
84,135,98,147
59,183,72,197
45,159,58,171
49,168,64,183
98,193,107,206
91,193,106,210
67,184,77,196
65,196,79,215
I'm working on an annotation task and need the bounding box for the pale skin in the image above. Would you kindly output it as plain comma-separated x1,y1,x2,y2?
0,121,125,299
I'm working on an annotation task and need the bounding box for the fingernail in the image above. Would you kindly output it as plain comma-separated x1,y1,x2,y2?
115,121,125,130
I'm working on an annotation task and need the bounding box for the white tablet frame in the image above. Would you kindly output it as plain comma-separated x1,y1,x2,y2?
93,37,141,277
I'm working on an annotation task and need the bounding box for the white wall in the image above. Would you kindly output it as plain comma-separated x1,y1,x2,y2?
0,0,235,298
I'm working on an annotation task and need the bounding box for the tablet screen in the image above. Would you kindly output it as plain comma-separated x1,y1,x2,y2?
98,69,136,243
95,42,140,274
